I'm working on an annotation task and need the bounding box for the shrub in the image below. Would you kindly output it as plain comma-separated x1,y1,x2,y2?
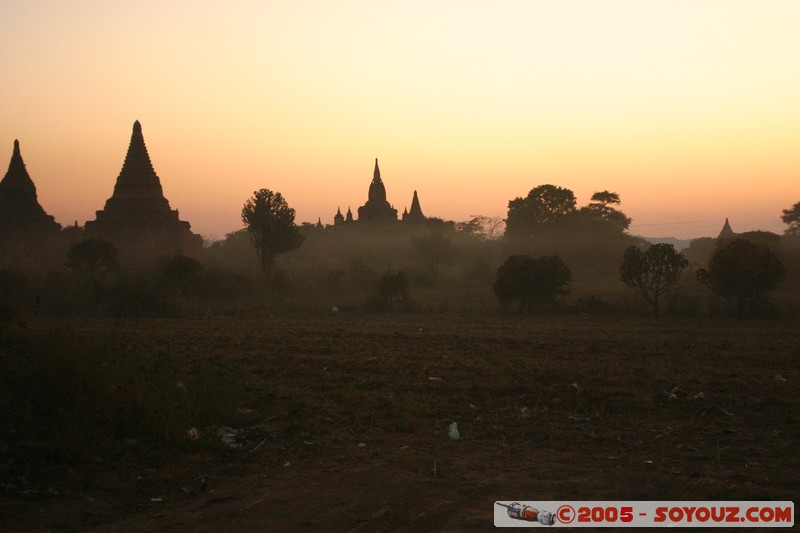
493,255,571,313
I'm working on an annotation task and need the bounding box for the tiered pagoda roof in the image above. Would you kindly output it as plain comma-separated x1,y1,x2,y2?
85,121,202,261
0,139,61,234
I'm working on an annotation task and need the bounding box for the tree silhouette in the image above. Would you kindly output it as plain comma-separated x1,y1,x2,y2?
456,215,505,239
505,185,577,237
781,201,800,237
241,189,304,278
620,243,688,315
493,254,571,313
697,239,785,315
578,190,632,231
367,269,412,311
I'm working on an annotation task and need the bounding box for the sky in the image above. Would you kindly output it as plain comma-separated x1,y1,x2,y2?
1,0,798,240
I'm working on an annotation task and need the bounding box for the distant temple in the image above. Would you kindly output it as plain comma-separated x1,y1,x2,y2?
402,190,425,223
334,159,426,226
356,159,398,223
84,121,203,263
717,218,736,239
0,139,61,238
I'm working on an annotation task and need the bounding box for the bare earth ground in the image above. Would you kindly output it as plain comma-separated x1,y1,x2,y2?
2,314,799,531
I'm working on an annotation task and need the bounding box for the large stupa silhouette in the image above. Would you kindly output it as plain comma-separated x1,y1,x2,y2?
0,139,61,236
84,121,203,262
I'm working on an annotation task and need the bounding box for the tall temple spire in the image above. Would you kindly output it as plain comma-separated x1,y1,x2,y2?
0,139,60,234
373,158,381,182
105,120,169,207
2,139,37,199
366,157,389,207
359,157,397,223
718,218,735,239
85,121,203,262
409,191,423,217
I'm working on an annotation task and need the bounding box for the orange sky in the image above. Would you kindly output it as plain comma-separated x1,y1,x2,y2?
1,0,798,239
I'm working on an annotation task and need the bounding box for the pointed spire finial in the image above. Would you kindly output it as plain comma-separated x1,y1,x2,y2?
373,158,381,182
13,139,20,155
718,218,735,239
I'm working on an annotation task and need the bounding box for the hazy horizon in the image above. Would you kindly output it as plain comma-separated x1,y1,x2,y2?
2,1,797,240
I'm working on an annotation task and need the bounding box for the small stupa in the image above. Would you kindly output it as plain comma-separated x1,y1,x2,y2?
717,218,736,240
402,190,426,223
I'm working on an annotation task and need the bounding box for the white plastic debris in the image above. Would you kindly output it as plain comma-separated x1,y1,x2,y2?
448,422,460,441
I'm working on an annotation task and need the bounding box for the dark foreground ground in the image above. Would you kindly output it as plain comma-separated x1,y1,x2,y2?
1,313,798,531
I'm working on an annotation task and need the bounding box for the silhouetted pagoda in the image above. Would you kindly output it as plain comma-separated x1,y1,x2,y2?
717,218,736,239
332,159,429,226
402,190,426,223
357,159,398,223
0,140,61,239
84,121,203,263
333,206,355,226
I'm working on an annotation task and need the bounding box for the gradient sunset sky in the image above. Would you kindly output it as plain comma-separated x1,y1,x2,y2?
1,0,798,239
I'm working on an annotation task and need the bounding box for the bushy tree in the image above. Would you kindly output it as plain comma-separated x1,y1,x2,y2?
241,189,304,278
493,254,571,313
697,239,785,315
368,270,411,311
620,243,688,315
578,190,632,231
781,201,800,237
505,185,632,238
505,185,577,237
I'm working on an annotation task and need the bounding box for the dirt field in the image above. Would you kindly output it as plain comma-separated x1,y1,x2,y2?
2,313,798,531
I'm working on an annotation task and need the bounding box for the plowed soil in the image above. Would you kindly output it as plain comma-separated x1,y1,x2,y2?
2,314,798,531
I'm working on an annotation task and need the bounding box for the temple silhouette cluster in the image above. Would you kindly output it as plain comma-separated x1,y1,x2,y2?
0,121,202,266
0,121,746,270
0,123,433,269
333,158,426,226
